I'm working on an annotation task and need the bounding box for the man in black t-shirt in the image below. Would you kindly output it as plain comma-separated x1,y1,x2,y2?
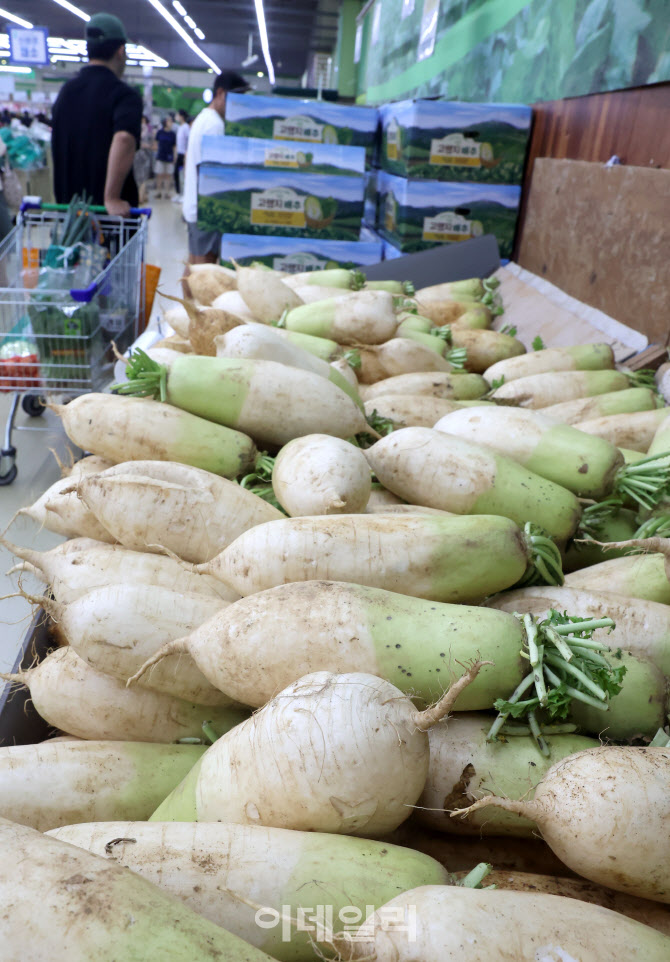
52,13,142,216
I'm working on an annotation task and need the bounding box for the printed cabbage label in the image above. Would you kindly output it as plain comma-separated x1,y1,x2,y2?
251,187,306,228
422,210,483,242
386,118,400,161
272,115,324,143
263,146,301,168
272,252,329,273
429,133,483,167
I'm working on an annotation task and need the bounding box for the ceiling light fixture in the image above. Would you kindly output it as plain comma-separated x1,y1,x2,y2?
0,33,169,68
0,7,33,28
144,0,220,72
184,15,196,29
0,63,31,73
50,0,90,20
253,0,275,85
194,27,205,40
172,1,186,14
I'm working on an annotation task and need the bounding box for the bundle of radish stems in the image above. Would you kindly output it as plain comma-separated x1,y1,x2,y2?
2,260,670,960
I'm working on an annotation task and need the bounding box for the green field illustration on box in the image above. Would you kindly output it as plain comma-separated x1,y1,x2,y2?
380,100,531,184
198,164,365,240
377,172,520,257
202,135,366,177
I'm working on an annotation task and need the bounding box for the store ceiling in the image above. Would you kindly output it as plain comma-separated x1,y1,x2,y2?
12,1,341,76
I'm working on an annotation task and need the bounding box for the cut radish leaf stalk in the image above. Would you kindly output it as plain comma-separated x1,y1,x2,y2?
430,326,452,343
349,269,366,291
483,276,500,292
517,522,565,587
649,728,670,748
201,721,220,744
111,348,168,402
633,515,670,540
457,863,494,889
275,309,288,329
579,497,624,537
365,409,396,437
627,368,658,391
487,608,620,755
445,347,467,370
611,452,670,511
344,349,361,370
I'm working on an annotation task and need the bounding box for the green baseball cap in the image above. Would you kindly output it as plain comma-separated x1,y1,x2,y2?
85,13,128,45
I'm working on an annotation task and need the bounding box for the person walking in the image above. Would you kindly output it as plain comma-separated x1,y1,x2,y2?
173,109,189,201
51,13,142,216
182,70,249,263
154,116,176,199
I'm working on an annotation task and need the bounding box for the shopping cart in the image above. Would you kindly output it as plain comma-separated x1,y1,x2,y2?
0,202,150,484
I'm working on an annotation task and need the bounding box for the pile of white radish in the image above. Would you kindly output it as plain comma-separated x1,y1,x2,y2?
4,261,670,959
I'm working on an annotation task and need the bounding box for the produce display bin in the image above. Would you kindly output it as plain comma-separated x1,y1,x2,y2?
224,92,379,166
377,171,521,258
0,611,55,747
198,162,365,241
220,233,383,272
379,99,532,183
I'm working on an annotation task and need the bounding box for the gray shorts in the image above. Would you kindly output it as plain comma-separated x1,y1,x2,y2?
187,222,222,257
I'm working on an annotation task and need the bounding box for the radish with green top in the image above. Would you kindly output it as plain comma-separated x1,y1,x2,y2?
33,584,233,705
489,585,670,738
342,885,670,961
364,395,493,429
563,506,640,572
458,745,670,904
492,369,643,408
450,308,493,330
235,264,304,322
564,537,670,604
113,353,368,446
187,513,565,603
364,279,415,294
54,393,258,478
283,266,362,290
73,461,282,563
0,740,206,831
272,326,343,361
365,502,454,516
366,427,582,542
278,289,398,345
434,406,670,507
131,582,618,742
48,822,447,962
360,371,489,402
648,414,670,456
575,407,670,450
418,712,597,837
484,343,615,384
354,339,456,384
214,323,362,408
450,327,525,373
2,537,237,604
148,665,487,832
1,647,248,743
291,284,352,304
541,386,663,423
0,817,277,962
271,435,371,516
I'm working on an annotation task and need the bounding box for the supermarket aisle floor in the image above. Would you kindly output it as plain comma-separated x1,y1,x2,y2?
0,197,188,673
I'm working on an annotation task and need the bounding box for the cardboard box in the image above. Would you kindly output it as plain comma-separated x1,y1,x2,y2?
363,169,378,228
382,238,403,260
220,233,383,273
198,162,365,240
379,100,531,184
201,135,365,177
377,171,521,258
225,93,379,166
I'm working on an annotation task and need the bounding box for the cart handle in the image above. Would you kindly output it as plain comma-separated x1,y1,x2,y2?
20,201,152,218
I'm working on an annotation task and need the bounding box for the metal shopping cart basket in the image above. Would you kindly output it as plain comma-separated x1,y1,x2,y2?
0,202,150,484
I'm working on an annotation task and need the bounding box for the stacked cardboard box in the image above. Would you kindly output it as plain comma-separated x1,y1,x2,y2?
197,93,383,272
374,100,531,260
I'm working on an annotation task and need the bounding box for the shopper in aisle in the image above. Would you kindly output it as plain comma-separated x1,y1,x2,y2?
173,109,189,202
51,13,142,216
154,116,176,200
183,70,249,263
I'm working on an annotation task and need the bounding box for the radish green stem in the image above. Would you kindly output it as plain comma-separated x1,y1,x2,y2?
649,729,670,747
544,653,607,700
551,618,614,635
542,666,610,711
458,863,493,888
519,523,565,587
528,710,550,757
111,349,168,401
201,721,219,744
445,347,467,370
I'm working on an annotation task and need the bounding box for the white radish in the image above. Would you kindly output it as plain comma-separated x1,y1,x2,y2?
330,356,360,389
236,264,304,322
292,284,350,304
575,408,670,450
357,338,453,384
281,289,398,345
541,387,663,424
48,822,448,961
360,371,489,401
163,304,190,338
272,435,371,516
364,395,492,428
2,537,238,604
15,458,116,542
184,263,236,304
492,369,631,408
37,584,232,705
149,664,487,835
0,817,276,962
1,647,247,743
460,746,670,904
211,288,259,322
484,343,615,384
344,886,670,960
0,740,205,831
74,460,282,563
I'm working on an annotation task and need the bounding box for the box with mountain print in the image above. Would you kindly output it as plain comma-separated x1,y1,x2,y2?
379,100,531,184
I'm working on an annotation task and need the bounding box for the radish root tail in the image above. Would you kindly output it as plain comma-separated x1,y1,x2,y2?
450,793,537,821
127,638,190,688
412,659,493,730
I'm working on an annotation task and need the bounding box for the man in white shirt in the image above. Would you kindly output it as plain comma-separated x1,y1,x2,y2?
172,108,189,201
183,70,249,264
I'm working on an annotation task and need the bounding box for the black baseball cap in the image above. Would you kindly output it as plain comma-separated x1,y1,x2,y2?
214,69,251,94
